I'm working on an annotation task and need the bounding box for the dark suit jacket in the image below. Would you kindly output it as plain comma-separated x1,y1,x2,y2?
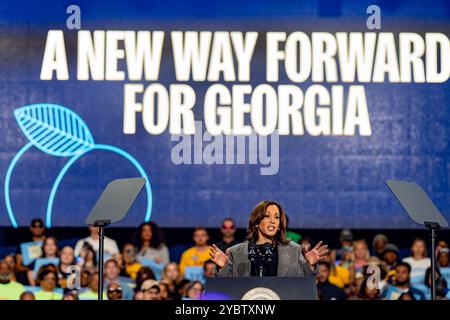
217,241,319,277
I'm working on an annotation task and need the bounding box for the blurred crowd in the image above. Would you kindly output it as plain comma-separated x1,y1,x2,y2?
0,217,449,300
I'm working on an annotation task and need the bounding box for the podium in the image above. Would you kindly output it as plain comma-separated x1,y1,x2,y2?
204,277,318,300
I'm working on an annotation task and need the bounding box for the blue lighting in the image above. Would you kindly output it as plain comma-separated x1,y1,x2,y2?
5,103,153,228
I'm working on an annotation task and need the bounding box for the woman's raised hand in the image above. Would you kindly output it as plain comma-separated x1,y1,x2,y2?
304,241,329,266
209,244,229,268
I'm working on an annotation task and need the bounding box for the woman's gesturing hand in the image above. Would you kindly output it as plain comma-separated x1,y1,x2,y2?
209,244,229,268
304,241,329,266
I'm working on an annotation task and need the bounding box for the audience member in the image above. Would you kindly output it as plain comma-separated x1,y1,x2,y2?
27,236,60,285
58,246,75,289
134,222,170,264
162,262,183,285
4,255,17,280
63,291,78,300
0,260,25,300
161,262,184,299
80,270,91,288
20,291,35,300
398,292,416,300
74,226,119,257
184,280,204,300
339,229,353,248
382,262,425,300
382,243,399,270
177,279,191,298
141,279,161,300
424,266,450,300
358,276,381,300
135,266,156,292
347,275,365,299
122,243,142,280
350,240,369,281
107,282,123,300
322,249,350,288
41,236,59,259
403,238,430,293
179,228,211,274
78,272,108,300
76,242,97,274
29,218,46,242
316,262,347,300
159,281,171,300
216,218,239,253
78,272,107,300
203,259,216,279
104,258,133,300
372,234,388,259
34,269,62,300
438,247,449,268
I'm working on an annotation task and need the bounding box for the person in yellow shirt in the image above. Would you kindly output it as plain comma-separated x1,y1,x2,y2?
323,250,350,288
122,243,142,280
78,272,107,300
34,269,63,300
179,228,211,275
329,264,351,288
0,260,25,300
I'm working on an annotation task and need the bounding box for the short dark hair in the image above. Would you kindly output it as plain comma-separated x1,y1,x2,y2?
221,218,235,226
396,262,411,273
203,259,215,271
319,261,331,270
30,218,44,228
38,268,58,282
398,291,416,300
186,280,204,293
178,279,190,289
105,259,119,269
193,227,208,238
194,227,208,233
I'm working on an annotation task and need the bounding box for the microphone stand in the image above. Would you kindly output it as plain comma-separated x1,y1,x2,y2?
94,219,110,300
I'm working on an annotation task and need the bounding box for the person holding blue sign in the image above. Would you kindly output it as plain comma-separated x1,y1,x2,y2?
27,236,60,286
16,219,46,279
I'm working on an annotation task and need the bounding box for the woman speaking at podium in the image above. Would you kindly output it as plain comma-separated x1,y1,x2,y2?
210,200,328,277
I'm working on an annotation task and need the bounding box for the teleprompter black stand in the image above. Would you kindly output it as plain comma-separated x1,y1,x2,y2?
386,180,448,300
85,177,146,300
